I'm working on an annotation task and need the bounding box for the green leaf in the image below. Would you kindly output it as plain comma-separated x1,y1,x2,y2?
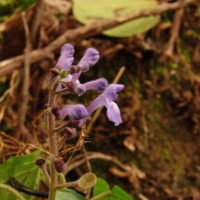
73,0,159,37
93,178,110,197
92,178,134,200
0,150,42,200
56,189,85,200
111,185,133,200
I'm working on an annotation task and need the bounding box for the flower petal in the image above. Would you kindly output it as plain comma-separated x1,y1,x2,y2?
87,95,105,114
105,101,122,126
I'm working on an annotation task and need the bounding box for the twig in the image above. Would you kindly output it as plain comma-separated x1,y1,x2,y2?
165,0,184,56
86,66,126,134
0,0,195,77
65,152,131,175
0,71,19,122
30,0,44,46
16,12,31,140
0,132,21,145
81,125,92,172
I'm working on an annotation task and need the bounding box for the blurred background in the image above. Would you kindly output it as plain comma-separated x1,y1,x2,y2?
0,0,200,199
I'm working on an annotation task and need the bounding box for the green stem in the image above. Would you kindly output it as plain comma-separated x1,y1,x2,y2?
0,183,26,200
89,191,112,200
56,181,77,189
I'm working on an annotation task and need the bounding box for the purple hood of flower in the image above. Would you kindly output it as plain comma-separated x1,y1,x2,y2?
58,104,88,120
79,48,100,67
51,44,74,74
83,78,108,93
72,48,100,81
56,44,74,70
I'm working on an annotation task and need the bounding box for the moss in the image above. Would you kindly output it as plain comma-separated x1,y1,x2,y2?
146,114,155,123
148,99,164,113
170,62,179,69
154,64,168,75
162,147,171,161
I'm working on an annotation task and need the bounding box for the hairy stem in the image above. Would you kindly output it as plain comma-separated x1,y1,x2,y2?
47,75,59,200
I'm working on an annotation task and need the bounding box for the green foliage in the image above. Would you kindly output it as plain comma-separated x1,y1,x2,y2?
0,151,42,200
73,0,159,38
0,152,132,200
93,178,110,196
0,0,36,22
56,189,85,200
20,0,36,9
93,178,133,200
111,185,133,200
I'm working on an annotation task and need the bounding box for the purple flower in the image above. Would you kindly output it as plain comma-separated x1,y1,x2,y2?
79,48,100,67
87,84,124,126
57,44,74,70
57,104,88,120
55,47,101,95
51,44,74,74
83,78,108,93
73,78,108,96
72,48,100,81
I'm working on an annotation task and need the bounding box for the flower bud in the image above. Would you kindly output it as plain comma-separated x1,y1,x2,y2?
54,159,65,173
52,105,61,118
35,158,46,167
